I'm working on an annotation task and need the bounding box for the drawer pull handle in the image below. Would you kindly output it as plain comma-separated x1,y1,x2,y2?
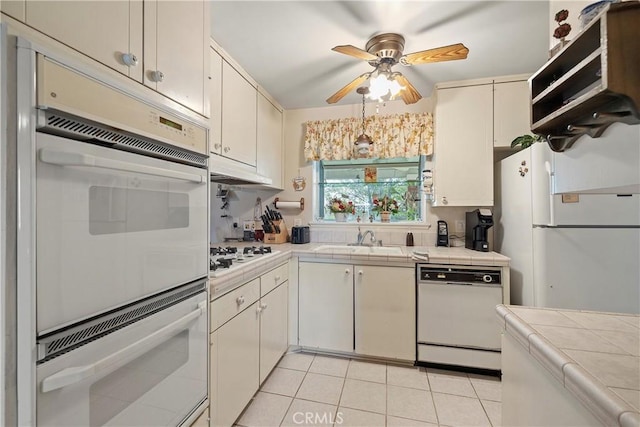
236,296,245,305
275,276,281,281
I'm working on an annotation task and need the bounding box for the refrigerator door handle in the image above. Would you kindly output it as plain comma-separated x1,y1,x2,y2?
545,160,555,226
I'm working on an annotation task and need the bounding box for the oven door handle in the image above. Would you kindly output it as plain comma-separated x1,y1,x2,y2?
39,148,205,184
41,300,206,393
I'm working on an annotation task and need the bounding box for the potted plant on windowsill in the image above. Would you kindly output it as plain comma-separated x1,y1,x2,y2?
371,195,399,223
328,196,355,222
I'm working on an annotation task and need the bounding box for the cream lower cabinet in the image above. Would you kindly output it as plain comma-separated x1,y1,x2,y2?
259,282,289,383
299,262,354,352
210,279,260,427
299,262,415,361
355,265,415,360
210,263,289,427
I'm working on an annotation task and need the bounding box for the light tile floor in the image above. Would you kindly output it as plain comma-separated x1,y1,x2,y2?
236,352,502,427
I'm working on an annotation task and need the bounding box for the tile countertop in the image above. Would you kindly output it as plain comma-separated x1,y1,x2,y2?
496,305,640,427
209,243,510,298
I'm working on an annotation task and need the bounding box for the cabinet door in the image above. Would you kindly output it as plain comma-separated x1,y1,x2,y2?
25,1,143,81
259,282,288,384
433,84,494,206
494,80,531,148
257,93,283,189
355,266,415,360
299,262,353,352
210,303,260,427
144,0,206,115
209,47,223,154
221,60,257,166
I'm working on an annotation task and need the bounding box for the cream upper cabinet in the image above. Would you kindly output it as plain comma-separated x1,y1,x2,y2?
433,83,494,206
354,265,415,361
221,60,257,166
494,79,531,148
24,1,143,81
209,47,223,155
257,92,284,189
144,0,207,116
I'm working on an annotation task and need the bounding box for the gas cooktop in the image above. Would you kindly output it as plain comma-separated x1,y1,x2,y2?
209,245,280,277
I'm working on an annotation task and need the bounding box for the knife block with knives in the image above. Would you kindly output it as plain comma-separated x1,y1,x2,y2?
261,205,289,244
264,220,288,244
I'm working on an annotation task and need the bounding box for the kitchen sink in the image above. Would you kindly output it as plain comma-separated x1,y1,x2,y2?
313,245,404,255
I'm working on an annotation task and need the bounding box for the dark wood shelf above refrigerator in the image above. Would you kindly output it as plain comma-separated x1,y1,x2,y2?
530,1,640,152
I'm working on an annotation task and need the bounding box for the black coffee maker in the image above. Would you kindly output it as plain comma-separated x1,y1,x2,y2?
465,209,493,252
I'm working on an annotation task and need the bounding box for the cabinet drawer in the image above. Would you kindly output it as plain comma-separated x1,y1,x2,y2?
211,278,260,331
261,262,288,296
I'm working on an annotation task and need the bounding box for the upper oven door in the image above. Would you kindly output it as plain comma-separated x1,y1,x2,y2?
36,133,208,334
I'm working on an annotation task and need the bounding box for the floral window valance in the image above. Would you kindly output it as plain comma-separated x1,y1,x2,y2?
304,112,433,161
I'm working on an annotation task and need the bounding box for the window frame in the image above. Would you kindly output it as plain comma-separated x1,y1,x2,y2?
315,156,425,223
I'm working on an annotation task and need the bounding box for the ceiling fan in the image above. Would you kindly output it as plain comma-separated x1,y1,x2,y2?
326,33,469,105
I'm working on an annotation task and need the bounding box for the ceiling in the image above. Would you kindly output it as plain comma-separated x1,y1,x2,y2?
210,1,550,110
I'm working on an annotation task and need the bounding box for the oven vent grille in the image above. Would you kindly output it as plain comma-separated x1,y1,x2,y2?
38,110,208,168
37,279,206,363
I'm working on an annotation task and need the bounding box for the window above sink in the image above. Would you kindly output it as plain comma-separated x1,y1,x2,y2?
315,156,424,223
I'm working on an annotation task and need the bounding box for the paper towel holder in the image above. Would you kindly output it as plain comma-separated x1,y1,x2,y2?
274,197,304,211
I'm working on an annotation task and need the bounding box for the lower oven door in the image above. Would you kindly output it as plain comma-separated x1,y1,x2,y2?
35,132,208,334
36,291,208,427
417,281,502,350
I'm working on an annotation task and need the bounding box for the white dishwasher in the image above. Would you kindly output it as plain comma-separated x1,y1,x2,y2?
416,264,503,372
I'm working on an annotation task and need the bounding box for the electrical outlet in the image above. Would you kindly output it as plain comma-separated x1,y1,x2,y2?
455,220,465,233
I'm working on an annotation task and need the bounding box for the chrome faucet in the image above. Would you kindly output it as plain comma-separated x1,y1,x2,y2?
356,227,377,246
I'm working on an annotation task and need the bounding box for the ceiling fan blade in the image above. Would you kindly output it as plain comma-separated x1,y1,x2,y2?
401,43,469,65
395,75,422,104
332,45,379,61
326,73,370,104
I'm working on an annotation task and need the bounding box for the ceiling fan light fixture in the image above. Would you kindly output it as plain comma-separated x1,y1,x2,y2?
367,73,405,102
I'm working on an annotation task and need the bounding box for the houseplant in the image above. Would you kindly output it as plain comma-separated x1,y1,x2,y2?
511,134,545,150
327,196,355,222
371,195,399,223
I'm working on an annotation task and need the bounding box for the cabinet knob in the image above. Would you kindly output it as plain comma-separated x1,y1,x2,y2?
261,303,268,310
223,146,231,153
121,53,138,67
213,143,221,150
358,270,363,276
275,276,281,282
441,196,448,205
345,269,350,275
236,296,245,305
150,70,165,82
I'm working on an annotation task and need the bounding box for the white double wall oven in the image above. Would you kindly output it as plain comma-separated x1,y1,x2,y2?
11,35,210,426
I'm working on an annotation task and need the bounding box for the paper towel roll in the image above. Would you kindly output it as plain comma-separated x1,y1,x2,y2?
274,200,302,209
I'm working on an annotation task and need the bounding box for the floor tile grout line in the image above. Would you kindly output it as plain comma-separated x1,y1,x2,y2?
278,353,315,427
469,379,494,427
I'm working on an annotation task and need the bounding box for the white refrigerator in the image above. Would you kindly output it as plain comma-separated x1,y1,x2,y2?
496,135,640,314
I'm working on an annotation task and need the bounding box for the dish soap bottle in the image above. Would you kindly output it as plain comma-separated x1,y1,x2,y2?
406,232,414,247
